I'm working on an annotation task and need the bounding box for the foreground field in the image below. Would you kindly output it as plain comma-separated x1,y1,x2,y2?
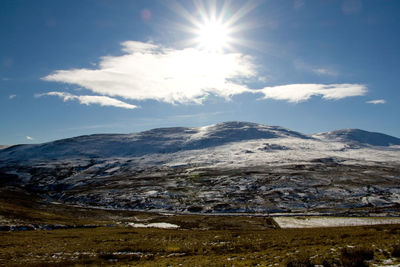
2,222,400,266
2,187,400,266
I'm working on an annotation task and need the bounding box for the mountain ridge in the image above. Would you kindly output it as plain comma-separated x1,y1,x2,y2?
2,122,399,158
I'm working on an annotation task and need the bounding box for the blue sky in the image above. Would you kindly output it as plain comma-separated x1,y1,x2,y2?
1,0,399,145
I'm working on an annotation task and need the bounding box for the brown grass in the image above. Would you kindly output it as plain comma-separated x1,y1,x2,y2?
1,187,400,266
1,224,400,266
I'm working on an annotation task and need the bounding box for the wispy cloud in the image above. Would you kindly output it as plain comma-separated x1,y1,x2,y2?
293,0,305,9
341,0,362,15
313,68,338,76
42,41,366,105
26,136,34,141
258,84,367,103
366,99,386,104
36,92,138,109
168,111,226,120
294,60,338,76
9,94,16,99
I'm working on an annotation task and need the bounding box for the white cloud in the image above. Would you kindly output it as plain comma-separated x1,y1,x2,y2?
43,41,255,104
42,41,366,105
36,92,137,109
26,136,34,141
366,99,386,104
258,84,367,103
9,94,16,99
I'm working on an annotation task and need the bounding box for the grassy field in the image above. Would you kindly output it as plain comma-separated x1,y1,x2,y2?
2,187,400,266
2,223,400,266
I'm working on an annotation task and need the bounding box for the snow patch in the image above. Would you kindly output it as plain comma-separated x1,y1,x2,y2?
127,222,179,229
273,217,400,228
145,190,158,196
104,166,120,173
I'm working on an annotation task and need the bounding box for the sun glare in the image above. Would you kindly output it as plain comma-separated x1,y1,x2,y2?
196,20,230,52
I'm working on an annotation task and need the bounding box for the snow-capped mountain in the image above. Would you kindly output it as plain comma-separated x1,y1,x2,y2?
1,122,400,215
0,122,311,161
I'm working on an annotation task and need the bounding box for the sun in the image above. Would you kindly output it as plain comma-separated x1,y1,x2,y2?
169,0,258,54
195,19,231,52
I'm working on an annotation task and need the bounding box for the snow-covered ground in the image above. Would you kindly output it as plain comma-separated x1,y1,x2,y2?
163,137,400,169
273,217,400,228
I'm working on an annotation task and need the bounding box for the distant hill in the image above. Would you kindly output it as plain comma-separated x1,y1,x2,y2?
313,128,400,146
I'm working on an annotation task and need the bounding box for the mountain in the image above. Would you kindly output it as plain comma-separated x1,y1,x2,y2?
0,121,311,161
314,128,400,147
1,121,400,215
